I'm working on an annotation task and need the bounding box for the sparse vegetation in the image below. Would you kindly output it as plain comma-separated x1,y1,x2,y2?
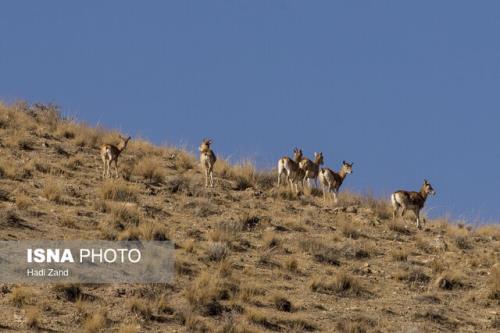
0,102,497,332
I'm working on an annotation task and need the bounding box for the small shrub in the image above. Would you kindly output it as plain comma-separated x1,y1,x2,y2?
118,324,139,333
285,258,299,273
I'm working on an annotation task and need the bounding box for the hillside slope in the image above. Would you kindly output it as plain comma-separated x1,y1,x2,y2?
0,102,499,332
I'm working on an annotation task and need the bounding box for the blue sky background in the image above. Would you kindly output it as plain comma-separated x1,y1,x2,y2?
1,1,499,223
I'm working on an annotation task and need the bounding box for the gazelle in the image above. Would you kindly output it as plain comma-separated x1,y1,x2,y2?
299,152,324,188
277,148,304,193
199,138,217,187
318,161,353,203
391,180,436,229
100,135,131,178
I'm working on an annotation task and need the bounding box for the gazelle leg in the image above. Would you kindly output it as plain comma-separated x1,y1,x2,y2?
210,170,214,187
205,169,209,187
333,190,338,204
322,183,327,202
102,160,106,178
415,210,421,229
106,160,111,178
114,160,119,178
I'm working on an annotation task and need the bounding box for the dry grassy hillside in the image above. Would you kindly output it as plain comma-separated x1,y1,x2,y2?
0,102,499,333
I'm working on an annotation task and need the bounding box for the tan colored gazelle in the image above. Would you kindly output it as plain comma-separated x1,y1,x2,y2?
100,135,131,178
199,138,217,187
277,148,304,193
318,160,353,203
391,180,436,229
299,152,324,188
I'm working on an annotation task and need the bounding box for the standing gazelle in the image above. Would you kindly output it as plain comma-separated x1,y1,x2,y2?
277,148,304,193
391,180,436,229
318,161,353,203
100,135,131,178
299,152,324,188
199,138,217,187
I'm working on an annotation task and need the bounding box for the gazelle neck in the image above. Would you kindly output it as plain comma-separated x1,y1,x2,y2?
338,168,348,179
419,187,429,201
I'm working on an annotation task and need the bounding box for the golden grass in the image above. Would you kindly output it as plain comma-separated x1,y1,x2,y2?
310,271,366,296
10,286,36,307
42,178,65,203
82,311,108,333
25,306,41,329
99,180,139,202
133,156,166,184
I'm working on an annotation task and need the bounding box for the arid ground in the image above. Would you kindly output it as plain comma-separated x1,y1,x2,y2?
0,102,498,332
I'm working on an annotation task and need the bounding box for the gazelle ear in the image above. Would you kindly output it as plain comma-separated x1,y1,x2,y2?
424,179,429,184
343,160,346,165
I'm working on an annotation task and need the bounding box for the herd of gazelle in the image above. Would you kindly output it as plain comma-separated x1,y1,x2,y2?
100,137,436,229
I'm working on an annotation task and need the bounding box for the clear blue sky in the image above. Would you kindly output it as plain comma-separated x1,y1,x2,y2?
1,1,499,223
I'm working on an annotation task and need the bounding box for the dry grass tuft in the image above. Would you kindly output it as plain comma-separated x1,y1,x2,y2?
487,265,500,300
25,306,42,329
82,311,108,333
186,271,236,316
42,178,65,203
133,157,166,184
207,242,230,262
99,180,139,202
434,270,467,290
391,248,409,262
10,286,36,307
300,239,340,266
310,271,366,297
118,324,140,333
128,297,153,320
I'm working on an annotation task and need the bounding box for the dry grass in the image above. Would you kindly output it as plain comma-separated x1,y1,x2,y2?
25,306,41,329
99,180,139,202
391,248,409,262
10,286,36,307
128,297,153,320
133,157,166,184
310,271,366,297
487,265,500,300
186,271,236,316
118,324,140,333
15,193,32,210
82,311,108,333
434,270,467,290
207,242,230,262
42,178,65,203
0,103,499,332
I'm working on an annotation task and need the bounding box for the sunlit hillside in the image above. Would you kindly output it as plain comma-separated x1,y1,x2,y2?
0,101,499,332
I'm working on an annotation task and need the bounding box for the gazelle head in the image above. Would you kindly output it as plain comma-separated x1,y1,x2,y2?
199,138,213,152
341,161,354,174
314,152,324,165
422,179,436,196
118,135,131,150
293,147,303,162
